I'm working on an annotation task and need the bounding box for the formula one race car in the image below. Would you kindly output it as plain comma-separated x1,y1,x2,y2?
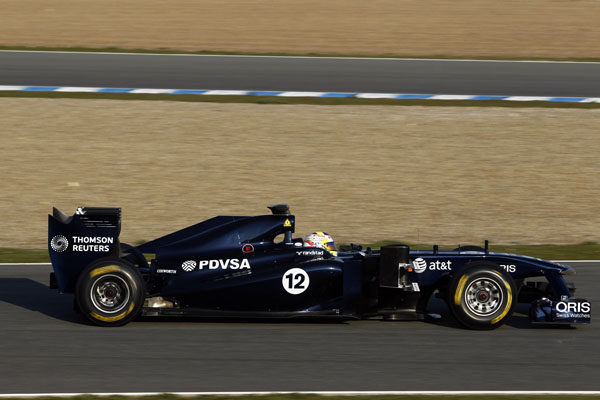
48,205,591,329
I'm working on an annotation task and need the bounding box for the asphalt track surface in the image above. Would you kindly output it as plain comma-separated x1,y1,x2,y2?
0,262,598,393
1,51,600,97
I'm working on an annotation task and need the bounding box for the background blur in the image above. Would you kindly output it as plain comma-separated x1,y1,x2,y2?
1,0,599,248
1,0,599,58
2,99,599,247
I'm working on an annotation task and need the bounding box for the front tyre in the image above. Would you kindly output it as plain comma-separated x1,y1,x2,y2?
76,258,144,326
448,263,516,330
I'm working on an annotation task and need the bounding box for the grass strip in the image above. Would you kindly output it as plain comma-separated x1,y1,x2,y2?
1,91,598,109
1,45,600,63
0,248,50,263
3,242,599,263
1,395,600,400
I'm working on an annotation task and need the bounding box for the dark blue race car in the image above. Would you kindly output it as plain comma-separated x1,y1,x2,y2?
48,204,591,329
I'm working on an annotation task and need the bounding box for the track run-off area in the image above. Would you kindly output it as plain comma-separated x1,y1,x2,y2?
1,51,600,97
0,262,598,393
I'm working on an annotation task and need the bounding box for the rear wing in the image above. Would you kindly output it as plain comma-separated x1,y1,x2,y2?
48,207,121,293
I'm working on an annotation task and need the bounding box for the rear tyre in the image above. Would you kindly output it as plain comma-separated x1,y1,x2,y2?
448,262,516,330
76,258,144,327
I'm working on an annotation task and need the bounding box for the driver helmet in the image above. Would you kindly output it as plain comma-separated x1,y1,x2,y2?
304,232,337,256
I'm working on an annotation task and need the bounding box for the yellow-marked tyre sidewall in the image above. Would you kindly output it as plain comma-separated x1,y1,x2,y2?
75,258,144,327
449,263,516,330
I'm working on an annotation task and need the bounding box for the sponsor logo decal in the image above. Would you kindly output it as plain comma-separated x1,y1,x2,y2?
282,268,310,295
283,219,292,227
199,259,251,270
71,236,113,252
242,244,254,254
181,259,251,271
556,301,591,314
412,258,452,273
555,301,591,319
181,260,197,272
412,258,428,273
500,264,516,273
50,235,69,252
157,269,177,274
296,249,324,257
49,235,113,252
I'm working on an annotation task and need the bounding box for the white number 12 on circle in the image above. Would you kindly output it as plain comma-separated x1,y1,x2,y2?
282,268,310,295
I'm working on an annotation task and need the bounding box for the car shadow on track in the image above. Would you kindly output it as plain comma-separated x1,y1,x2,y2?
0,279,576,329
0,278,84,323
136,315,351,325
504,304,575,330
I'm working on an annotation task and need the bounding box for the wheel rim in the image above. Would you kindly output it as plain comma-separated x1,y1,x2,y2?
464,277,504,317
90,274,130,314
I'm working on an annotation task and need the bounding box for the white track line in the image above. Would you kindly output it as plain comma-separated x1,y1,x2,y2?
1,50,600,64
2,391,600,397
430,94,478,100
54,87,101,92
277,91,327,97
0,85,26,91
0,263,51,266
355,93,400,99
202,89,251,95
128,88,175,94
